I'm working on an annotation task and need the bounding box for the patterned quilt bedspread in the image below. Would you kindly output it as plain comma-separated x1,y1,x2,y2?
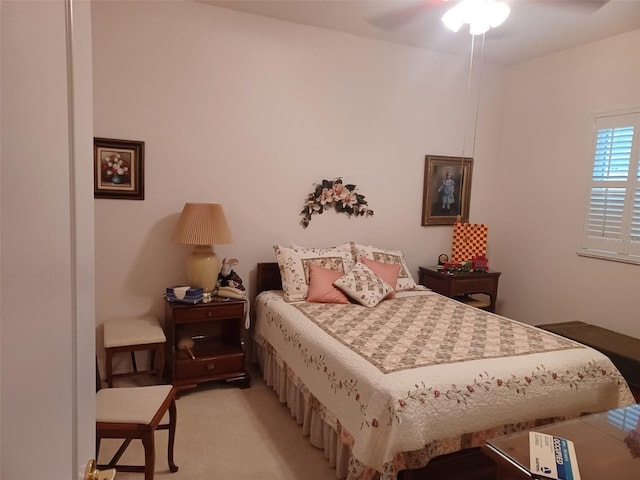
254,290,634,479
294,294,580,373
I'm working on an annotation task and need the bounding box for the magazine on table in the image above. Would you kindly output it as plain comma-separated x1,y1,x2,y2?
529,431,581,480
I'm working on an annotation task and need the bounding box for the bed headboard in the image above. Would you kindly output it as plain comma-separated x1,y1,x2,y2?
256,262,282,294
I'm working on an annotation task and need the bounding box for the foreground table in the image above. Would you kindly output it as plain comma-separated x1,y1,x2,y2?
483,404,640,480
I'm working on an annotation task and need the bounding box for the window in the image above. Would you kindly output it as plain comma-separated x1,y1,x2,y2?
579,110,640,263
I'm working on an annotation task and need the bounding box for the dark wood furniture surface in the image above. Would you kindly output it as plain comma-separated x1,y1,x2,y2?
164,298,250,392
482,403,640,480
256,261,282,293
398,447,496,480
418,266,501,313
537,321,640,399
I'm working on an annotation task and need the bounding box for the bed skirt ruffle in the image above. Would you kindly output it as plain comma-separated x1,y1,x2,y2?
254,340,353,479
253,337,585,480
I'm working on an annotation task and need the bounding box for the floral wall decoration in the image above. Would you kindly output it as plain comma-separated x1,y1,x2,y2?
300,178,374,228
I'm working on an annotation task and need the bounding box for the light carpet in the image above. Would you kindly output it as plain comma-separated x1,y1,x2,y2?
98,363,337,479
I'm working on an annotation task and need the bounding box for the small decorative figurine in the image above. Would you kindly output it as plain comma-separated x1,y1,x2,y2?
217,258,246,299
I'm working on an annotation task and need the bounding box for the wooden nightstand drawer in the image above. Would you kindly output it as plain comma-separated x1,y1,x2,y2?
175,351,245,380
172,303,244,323
449,278,494,296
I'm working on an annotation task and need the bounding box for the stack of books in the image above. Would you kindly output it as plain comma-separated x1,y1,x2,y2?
165,286,203,304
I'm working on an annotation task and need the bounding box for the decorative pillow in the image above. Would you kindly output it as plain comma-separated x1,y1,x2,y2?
351,242,420,291
360,257,400,299
274,243,355,302
333,262,394,308
306,264,350,304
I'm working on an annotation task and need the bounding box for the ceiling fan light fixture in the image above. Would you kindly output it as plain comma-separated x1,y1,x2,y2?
486,0,510,28
441,0,510,36
441,7,464,32
469,20,490,35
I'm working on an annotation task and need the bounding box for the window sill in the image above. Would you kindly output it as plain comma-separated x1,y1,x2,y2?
577,250,640,266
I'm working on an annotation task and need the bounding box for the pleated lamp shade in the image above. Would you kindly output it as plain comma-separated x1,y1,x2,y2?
172,203,232,294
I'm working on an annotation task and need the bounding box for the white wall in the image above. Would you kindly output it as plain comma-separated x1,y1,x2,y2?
92,0,639,365
485,29,640,337
1,0,95,478
91,0,503,363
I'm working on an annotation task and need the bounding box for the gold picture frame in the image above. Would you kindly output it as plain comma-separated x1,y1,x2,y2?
421,155,473,226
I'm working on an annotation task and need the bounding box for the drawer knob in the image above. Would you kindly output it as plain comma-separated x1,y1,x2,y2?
206,363,216,370
207,310,214,318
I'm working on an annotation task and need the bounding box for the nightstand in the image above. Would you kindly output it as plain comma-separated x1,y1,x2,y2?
418,266,501,313
164,298,250,392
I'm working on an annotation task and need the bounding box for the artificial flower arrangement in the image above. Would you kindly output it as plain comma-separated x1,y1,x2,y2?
101,153,130,184
300,177,374,228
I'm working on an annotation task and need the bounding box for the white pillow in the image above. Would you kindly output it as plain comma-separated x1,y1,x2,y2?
333,262,394,308
274,243,355,302
350,242,421,291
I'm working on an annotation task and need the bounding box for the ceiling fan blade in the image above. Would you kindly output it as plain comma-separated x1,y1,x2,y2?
368,0,448,30
533,0,609,13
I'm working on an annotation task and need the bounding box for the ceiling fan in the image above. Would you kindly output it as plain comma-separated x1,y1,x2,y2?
368,0,610,32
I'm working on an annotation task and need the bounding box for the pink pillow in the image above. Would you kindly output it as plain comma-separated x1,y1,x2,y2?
306,264,350,304
360,257,400,298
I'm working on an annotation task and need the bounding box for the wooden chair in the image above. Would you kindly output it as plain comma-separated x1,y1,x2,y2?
96,363,179,480
103,316,166,387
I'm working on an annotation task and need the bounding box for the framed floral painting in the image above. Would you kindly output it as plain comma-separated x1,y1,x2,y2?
94,137,145,200
421,155,473,226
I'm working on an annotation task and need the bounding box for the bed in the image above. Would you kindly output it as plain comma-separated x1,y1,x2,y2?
252,244,635,480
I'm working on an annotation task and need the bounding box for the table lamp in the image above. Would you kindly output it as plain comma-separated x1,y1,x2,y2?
172,203,232,302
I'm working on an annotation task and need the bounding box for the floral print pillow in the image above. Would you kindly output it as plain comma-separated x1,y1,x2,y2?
351,242,422,292
274,243,355,302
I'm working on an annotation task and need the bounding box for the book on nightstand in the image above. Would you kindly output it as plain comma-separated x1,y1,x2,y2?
165,286,203,304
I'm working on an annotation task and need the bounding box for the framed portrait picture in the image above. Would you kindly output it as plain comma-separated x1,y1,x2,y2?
421,155,473,226
94,137,145,200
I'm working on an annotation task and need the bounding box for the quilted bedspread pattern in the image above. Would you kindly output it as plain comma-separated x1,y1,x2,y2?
254,290,634,479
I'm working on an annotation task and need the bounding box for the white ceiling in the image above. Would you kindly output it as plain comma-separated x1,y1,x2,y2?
201,0,640,65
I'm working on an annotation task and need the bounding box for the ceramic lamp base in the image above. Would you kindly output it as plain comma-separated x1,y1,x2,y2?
186,245,220,294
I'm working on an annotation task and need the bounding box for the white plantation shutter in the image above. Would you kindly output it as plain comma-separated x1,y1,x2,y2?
632,186,640,240
580,111,640,262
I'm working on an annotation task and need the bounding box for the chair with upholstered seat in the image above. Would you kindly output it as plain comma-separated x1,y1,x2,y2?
103,315,166,387
96,364,179,480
